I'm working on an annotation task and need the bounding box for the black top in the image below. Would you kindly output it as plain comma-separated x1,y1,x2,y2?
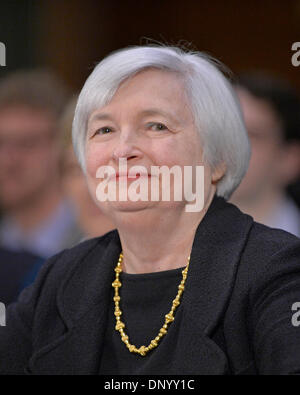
99,267,185,374
1,196,300,375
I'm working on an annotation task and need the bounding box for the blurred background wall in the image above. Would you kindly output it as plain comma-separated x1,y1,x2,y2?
1,0,300,91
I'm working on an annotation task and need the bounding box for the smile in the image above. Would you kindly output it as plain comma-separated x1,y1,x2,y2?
115,173,151,180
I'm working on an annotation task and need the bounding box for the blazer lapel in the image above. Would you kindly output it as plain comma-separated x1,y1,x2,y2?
185,197,254,335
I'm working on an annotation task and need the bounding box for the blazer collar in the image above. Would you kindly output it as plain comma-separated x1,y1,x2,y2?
29,196,254,374
57,230,121,329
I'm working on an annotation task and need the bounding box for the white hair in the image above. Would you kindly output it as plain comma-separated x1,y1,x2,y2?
72,45,250,199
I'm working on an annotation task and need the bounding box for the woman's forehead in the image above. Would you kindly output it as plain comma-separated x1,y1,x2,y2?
114,68,185,99
88,69,191,123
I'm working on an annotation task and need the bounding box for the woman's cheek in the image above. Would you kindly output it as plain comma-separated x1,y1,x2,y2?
85,144,104,178
153,141,182,166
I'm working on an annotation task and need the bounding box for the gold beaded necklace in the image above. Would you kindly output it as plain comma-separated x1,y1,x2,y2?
112,252,190,356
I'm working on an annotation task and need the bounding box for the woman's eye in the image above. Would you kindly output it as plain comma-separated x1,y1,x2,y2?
148,122,168,131
95,127,113,135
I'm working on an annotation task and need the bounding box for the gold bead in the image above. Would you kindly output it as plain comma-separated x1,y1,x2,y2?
112,280,122,288
172,299,180,307
115,321,125,330
165,313,174,323
160,327,167,335
138,346,146,356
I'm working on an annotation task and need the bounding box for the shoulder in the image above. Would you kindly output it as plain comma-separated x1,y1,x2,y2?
244,221,300,266
247,220,300,253
16,230,118,304
219,197,300,265
235,220,300,301
217,199,300,297
45,229,117,273
52,229,116,267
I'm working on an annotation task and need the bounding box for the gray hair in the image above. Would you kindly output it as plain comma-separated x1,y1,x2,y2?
72,45,250,199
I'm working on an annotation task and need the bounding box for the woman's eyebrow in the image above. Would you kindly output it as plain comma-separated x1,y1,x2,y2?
88,112,114,125
88,108,182,126
139,108,181,124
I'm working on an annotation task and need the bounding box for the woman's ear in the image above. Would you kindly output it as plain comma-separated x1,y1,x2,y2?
212,162,226,184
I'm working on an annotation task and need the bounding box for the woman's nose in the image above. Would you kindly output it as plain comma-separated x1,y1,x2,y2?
112,132,142,162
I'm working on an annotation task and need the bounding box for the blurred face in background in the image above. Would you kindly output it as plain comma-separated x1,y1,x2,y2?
232,87,300,203
62,144,114,237
0,105,61,210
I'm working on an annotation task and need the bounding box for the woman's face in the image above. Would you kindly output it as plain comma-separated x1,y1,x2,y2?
85,69,221,219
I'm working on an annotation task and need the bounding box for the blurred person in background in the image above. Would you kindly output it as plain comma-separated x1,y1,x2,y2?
0,247,44,305
231,73,300,237
60,96,114,238
0,70,82,258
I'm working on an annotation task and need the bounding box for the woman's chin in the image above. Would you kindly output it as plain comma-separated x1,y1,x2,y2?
99,200,187,218
106,200,155,213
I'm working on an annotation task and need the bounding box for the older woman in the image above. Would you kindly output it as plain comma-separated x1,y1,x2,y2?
1,45,300,375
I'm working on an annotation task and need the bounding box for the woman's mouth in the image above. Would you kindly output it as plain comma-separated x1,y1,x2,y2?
115,172,151,180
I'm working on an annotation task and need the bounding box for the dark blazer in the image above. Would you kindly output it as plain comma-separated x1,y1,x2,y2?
1,196,300,375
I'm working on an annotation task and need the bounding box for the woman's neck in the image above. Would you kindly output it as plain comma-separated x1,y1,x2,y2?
115,194,214,274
